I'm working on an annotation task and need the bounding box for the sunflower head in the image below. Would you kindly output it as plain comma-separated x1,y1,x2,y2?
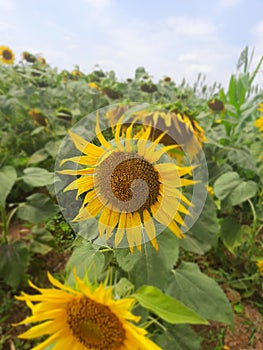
14,271,161,350
163,76,172,83
256,260,263,275
22,51,36,63
37,56,46,66
72,69,83,78
55,107,73,122
0,45,15,64
89,81,101,91
56,106,207,252
28,108,48,127
130,104,207,160
208,98,225,113
255,104,263,134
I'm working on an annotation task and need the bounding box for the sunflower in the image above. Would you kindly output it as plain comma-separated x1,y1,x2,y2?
129,107,206,160
14,271,161,350
0,45,15,64
22,51,36,63
208,98,225,113
28,108,48,127
256,260,263,275
89,82,101,91
58,115,195,251
255,104,263,134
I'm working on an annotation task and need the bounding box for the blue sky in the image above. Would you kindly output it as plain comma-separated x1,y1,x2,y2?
1,0,263,86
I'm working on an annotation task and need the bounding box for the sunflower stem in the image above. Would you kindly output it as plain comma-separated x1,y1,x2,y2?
0,204,9,244
248,199,257,238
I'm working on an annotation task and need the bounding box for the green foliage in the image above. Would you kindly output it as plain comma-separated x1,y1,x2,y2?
134,285,208,324
0,47,263,350
166,262,234,327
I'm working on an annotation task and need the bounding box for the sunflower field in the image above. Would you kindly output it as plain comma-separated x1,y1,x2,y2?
0,46,263,350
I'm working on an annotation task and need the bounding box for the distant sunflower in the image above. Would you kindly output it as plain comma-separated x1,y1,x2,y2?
37,56,46,66
130,108,206,160
208,98,225,113
255,103,263,134
88,82,101,91
14,271,161,350
72,69,82,78
0,45,15,64
256,260,263,275
58,115,195,251
28,108,48,127
22,51,36,63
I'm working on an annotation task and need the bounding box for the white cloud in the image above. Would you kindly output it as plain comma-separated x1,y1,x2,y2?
166,17,217,37
178,53,198,62
0,0,15,10
219,0,241,7
83,0,113,9
251,21,263,35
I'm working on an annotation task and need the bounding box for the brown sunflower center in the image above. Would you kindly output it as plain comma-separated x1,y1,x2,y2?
97,151,160,213
3,50,12,60
66,296,125,349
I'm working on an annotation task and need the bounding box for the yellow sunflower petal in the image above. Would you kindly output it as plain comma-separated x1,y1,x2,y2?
68,130,104,157
96,112,112,149
115,212,127,247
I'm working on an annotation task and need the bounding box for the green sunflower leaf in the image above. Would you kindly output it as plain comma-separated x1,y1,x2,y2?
66,241,105,283
134,285,208,325
153,324,201,350
0,165,17,206
180,195,219,254
127,229,179,289
166,262,234,328
0,241,29,288
17,193,59,224
214,171,258,207
22,167,54,187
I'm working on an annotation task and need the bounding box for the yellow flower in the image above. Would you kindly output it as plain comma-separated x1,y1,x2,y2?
58,115,195,251
256,260,263,275
0,45,15,64
37,56,46,66
89,82,101,91
206,185,214,196
255,116,263,133
208,98,225,113
255,104,263,134
130,108,206,160
72,69,82,77
14,272,161,350
28,108,48,127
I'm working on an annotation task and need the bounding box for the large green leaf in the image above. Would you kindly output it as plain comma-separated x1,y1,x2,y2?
125,230,179,289
220,217,242,254
227,149,257,172
23,167,54,187
166,262,234,327
0,241,29,288
180,195,219,254
29,226,56,254
0,165,17,206
154,324,201,350
17,193,59,224
134,285,208,325
214,171,258,207
66,241,105,283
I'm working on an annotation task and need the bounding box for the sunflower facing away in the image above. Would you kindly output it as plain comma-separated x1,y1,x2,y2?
14,272,161,350
0,45,15,64
58,115,195,251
